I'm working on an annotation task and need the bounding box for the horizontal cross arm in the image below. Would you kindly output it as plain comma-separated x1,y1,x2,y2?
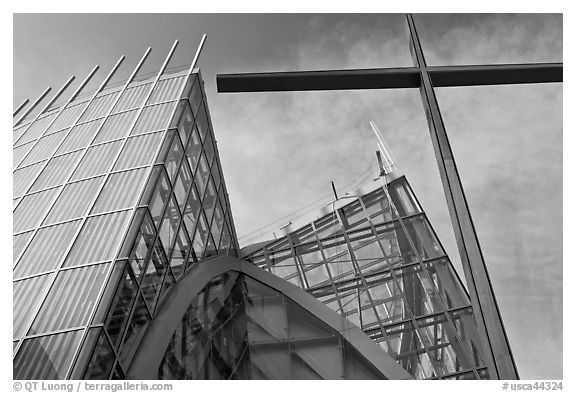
216,63,562,93
429,63,563,87
217,67,420,92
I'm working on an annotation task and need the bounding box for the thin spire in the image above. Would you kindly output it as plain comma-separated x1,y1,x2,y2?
369,121,397,176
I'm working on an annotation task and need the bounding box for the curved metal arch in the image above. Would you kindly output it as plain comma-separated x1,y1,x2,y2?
127,255,413,380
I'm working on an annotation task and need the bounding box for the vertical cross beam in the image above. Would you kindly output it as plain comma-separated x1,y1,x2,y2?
406,14,519,379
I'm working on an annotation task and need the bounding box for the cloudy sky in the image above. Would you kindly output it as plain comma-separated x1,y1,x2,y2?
13,13,562,379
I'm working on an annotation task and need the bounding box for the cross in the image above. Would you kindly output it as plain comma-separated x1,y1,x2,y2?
215,14,562,380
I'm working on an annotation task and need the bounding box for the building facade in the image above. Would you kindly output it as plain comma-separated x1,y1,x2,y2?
14,39,508,380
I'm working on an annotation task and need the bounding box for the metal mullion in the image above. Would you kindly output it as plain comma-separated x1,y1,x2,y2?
18,326,85,342
14,74,84,169
288,236,308,289
65,42,185,379
12,50,150,366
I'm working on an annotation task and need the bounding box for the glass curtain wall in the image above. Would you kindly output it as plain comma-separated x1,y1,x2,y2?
13,68,239,380
241,176,489,380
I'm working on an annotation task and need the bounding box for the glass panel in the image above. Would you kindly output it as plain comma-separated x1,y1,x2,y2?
15,113,57,145
64,210,131,267
13,141,34,168
389,179,421,216
130,102,176,136
185,125,202,172
182,183,201,233
194,152,210,196
20,130,66,166
147,76,186,104
13,231,33,263
341,200,369,230
79,92,120,122
70,140,123,181
128,212,156,284
314,212,343,240
175,100,193,148
188,75,202,115
195,102,209,141
170,223,191,279
13,187,61,233
164,132,184,182
93,109,139,144
91,168,148,214
29,263,109,335
29,150,83,192
13,274,54,339
202,129,215,165
43,176,104,225
210,201,225,250
140,239,169,312
416,313,473,376
44,102,88,135
112,83,152,113
104,263,138,350
202,177,217,225
361,188,393,225
191,212,209,261
119,293,150,367
13,330,83,379
398,215,444,260
113,131,163,171
56,119,105,155
158,196,181,258
173,158,192,212
13,161,47,198
148,168,171,227
84,328,115,379
14,220,81,279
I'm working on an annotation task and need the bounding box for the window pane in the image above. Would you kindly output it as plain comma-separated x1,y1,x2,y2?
130,102,176,136
185,125,202,172
148,168,171,227
188,76,202,115
56,119,104,155
182,183,201,233
147,76,186,105
164,132,184,182
14,187,61,233
91,168,148,214
112,83,152,113
195,102,209,141
113,131,163,171
13,231,33,263
79,91,120,122
16,112,57,146
14,220,81,279
14,330,83,379
175,101,193,148
30,150,83,192
84,328,115,379
169,223,191,280
20,130,67,172
29,262,109,335
158,196,181,258
13,142,34,169
194,152,210,196
64,210,131,267
45,102,88,135
128,213,156,284
104,264,138,350
173,158,192,212
13,274,54,338
14,161,46,197
93,109,139,144
70,140,122,181
119,293,150,367
44,176,104,225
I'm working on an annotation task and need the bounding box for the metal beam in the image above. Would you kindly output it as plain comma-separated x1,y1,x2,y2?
429,63,563,87
13,98,29,118
406,13,519,380
217,67,421,92
216,62,562,93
